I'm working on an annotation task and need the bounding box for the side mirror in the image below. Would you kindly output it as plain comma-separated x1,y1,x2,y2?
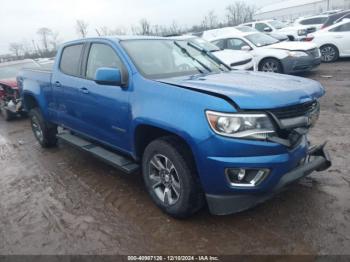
95,67,122,86
264,27,272,32
241,45,251,51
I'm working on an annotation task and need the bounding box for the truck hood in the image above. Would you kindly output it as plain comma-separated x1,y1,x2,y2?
159,71,325,110
267,41,317,51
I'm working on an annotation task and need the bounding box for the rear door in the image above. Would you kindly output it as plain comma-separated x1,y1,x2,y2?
51,43,85,130
330,22,350,55
74,42,130,150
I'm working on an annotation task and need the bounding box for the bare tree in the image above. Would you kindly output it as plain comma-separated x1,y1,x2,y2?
139,19,151,35
50,31,61,51
96,26,127,36
37,27,52,52
76,20,89,38
9,43,23,58
226,1,256,26
168,21,181,35
202,10,218,30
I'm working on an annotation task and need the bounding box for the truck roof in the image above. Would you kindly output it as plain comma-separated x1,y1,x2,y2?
65,35,171,46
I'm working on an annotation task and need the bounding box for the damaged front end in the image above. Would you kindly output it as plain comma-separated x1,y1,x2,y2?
0,84,23,120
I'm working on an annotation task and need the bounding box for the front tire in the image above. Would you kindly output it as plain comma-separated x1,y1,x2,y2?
259,58,283,73
30,108,57,148
142,137,204,218
320,44,339,62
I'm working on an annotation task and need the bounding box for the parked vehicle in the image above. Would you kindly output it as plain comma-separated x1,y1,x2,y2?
294,15,329,30
205,31,321,74
18,36,331,217
307,19,350,62
321,10,350,29
235,26,289,41
172,35,255,70
241,20,316,41
0,59,40,120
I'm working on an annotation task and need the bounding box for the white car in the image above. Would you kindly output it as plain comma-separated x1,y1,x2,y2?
204,31,321,74
294,15,329,31
307,19,350,62
241,20,315,41
173,35,256,70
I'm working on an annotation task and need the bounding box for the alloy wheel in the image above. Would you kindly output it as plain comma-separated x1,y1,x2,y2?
321,46,336,62
262,61,279,72
148,154,181,206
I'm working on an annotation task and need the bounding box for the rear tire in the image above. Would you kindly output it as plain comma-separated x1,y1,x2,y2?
30,108,57,148
142,136,204,218
259,58,283,73
320,44,339,63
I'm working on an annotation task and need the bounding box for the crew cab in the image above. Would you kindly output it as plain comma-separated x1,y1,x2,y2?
18,36,331,218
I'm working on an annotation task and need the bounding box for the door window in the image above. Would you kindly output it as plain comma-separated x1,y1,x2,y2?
59,44,84,76
211,39,226,49
331,22,350,32
227,38,249,50
86,43,125,80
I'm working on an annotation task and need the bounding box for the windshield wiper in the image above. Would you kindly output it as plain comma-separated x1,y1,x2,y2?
173,41,212,73
187,41,231,71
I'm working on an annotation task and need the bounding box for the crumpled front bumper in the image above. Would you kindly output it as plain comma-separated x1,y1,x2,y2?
206,143,331,215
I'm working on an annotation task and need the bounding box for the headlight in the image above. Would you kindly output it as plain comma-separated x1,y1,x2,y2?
288,51,308,57
297,29,307,36
206,111,276,140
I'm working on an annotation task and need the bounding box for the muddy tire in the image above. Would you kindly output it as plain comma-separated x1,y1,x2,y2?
259,58,283,73
30,108,57,148
142,136,204,218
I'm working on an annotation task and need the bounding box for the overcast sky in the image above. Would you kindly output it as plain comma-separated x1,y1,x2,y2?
0,0,276,55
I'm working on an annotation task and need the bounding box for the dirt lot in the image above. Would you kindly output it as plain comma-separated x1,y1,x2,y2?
0,61,349,255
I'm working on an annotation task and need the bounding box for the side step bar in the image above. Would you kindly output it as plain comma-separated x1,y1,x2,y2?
57,132,139,174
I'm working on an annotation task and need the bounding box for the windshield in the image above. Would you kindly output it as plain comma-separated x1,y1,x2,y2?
0,61,40,79
269,20,287,29
245,33,279,47
121,39,228,79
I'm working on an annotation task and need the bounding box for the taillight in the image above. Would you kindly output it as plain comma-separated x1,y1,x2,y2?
305,36,314,41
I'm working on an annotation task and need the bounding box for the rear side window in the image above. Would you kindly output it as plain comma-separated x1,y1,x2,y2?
60,44,84,76
300,17,327,25
86,43,125,80
331,22,350,32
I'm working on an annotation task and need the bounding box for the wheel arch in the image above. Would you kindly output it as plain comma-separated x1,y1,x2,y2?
133,124,197,166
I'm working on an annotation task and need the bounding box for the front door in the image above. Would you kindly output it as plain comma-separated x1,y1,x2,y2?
74,42,130,150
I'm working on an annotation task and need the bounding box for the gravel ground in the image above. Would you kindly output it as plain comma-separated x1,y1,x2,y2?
0,61,349,255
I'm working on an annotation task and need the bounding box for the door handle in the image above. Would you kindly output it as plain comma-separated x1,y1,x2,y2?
80,87,89,94
54,81,62,88
335,35,343,38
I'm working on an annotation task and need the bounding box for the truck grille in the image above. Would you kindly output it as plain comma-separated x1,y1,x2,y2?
307,48,321,58
269,101,319,119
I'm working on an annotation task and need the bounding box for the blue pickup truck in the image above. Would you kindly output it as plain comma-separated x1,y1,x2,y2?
18,36,331,218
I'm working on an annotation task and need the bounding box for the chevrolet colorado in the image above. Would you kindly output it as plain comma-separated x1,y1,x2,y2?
18,36,331,218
